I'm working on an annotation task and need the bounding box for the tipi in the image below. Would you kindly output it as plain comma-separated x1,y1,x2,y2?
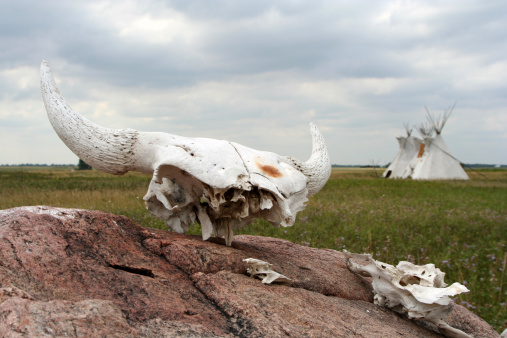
405,106,469,180
383,124,422,178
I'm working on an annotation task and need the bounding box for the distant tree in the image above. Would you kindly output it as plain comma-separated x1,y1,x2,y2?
77,159,92,170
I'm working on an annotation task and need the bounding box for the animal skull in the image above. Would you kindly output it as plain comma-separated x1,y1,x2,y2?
40,61,331,246
343,250,471,338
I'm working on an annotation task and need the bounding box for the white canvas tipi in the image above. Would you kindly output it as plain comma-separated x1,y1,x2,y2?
383,124,422,178
407,107,468,180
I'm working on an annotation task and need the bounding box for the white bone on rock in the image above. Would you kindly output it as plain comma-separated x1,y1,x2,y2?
243,258,293,285
40,61,331,246
343,250,471,338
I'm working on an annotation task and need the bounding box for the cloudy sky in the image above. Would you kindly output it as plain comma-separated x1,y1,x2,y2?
1,0,506,166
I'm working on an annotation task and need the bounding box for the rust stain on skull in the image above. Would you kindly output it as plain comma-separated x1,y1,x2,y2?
255,158,283,178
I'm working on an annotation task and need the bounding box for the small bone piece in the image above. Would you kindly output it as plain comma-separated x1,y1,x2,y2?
343,250,471,338
243,258,293,285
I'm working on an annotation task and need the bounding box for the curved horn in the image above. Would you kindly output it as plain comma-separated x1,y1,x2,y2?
286,123,331,196
40,60,141,175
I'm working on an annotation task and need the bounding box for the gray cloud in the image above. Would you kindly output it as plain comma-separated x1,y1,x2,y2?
0,0,506,165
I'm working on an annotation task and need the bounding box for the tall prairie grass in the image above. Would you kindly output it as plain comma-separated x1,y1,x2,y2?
0,166,505,331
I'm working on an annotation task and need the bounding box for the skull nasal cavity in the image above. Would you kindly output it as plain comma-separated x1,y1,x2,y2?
256,163,283,178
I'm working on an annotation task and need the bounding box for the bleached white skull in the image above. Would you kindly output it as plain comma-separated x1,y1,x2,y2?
40,61,331,246
343,250,471,338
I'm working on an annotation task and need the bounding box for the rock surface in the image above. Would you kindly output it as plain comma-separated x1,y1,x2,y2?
0,206,499,337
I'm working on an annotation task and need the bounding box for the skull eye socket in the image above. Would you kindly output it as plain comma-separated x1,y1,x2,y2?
399,275,421,286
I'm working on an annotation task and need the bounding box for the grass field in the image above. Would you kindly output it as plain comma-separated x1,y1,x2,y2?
0,166,505,331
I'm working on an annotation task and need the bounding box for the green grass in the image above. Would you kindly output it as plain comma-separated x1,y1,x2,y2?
0,166,505,332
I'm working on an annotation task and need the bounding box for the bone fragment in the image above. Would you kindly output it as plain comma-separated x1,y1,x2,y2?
243,258,293,285
343,250,471,338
